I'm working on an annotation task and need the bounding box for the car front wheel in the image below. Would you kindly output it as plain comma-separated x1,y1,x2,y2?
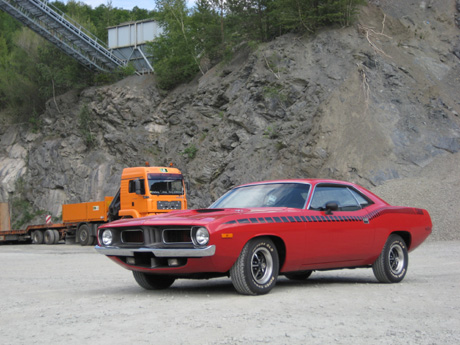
132,271,176,290
230,237,279,295
373,234,408,283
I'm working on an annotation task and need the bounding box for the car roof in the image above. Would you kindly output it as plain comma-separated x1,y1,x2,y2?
230,179,388,206
234,179,356,188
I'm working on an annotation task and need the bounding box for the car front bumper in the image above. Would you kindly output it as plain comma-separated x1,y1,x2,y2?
95,245,216,258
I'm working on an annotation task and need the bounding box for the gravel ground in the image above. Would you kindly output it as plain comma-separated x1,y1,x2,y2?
372,151,460,241
0,241,459,345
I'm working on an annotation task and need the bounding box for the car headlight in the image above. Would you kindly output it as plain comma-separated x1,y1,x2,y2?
193,227,209,246
102,229,113,246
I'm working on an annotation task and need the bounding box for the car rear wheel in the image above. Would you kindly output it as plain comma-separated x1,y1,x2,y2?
230,237,279,295
373,234,408,283
285,271,312,281
132,271,176,290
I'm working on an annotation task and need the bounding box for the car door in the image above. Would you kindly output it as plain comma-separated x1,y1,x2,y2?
301,184,375,267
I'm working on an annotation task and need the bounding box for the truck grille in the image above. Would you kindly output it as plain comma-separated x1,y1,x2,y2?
121,230,144,243
157,201,182,210
162,229,192,244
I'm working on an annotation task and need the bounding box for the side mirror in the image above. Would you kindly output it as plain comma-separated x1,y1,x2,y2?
134,179,142,195
185,181,190,194
325,202,339,215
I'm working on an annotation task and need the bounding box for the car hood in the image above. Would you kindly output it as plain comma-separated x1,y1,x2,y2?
103,207,294,228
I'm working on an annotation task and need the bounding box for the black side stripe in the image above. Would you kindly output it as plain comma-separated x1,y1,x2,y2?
222,207,422,225
224,215,365,225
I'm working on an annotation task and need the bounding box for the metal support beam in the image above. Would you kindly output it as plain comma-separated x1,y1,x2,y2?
0,0,125,72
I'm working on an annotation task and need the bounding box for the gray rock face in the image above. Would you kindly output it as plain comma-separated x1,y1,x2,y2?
1,2,459,225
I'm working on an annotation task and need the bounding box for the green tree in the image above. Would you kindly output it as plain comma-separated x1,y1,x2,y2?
191,0,223,63
226,0,276,42
149,0,204,89
0,28,44,118
272,0,365,33
36,44,92,106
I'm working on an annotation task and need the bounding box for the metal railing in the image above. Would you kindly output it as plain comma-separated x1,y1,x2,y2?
0,0,126,71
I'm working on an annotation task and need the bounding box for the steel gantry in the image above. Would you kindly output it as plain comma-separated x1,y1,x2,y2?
0,0,125,72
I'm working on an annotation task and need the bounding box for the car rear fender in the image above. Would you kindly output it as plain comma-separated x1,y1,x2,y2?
390,231,412,249
372,230,412,263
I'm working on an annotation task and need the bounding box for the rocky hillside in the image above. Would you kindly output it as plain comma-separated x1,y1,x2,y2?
1,1,459,240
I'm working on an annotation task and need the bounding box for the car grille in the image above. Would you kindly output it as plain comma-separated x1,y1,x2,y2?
121,230,144,243
162,228,192,244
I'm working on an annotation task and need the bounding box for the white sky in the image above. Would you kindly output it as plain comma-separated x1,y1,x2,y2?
63,1,196,10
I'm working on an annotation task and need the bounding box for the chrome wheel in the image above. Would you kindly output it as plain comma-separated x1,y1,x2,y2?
389,243,405,275
373,234,408,283
251,247,273,285
230,238,279,295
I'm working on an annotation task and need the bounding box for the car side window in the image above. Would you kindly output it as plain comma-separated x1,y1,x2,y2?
348,188,374,208
309,185,361,212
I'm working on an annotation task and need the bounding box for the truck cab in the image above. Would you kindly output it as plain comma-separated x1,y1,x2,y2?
61,165,188,245
115,166,187,219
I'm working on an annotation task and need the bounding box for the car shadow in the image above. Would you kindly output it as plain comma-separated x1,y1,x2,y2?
108,272,379,297
276,274,379,287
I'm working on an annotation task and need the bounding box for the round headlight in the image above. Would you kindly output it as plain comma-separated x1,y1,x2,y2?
195,227,209,245
102,229,113,246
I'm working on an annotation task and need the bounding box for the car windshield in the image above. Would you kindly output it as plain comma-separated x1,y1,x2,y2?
148,173,184,195
209,183,310,209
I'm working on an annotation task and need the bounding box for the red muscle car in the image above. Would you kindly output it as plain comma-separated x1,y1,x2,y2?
95,179,432,295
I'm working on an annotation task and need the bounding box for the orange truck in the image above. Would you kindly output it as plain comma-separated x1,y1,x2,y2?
0,166,187,246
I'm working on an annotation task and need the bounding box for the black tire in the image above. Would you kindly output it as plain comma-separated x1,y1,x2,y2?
44,229,56,245
52,230,60,244
32,231,44,244
132,271,176,290
373,234,409,283
78,224,91,246
285,271,312,281
230,237,279,295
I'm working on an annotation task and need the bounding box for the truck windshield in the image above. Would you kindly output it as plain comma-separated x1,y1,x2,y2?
148,173,184,195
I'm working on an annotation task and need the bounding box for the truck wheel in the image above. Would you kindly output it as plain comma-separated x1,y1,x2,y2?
32,231,44,244
53,230,60,244
78,224,91,246
44,229,56,245
132,271,175,290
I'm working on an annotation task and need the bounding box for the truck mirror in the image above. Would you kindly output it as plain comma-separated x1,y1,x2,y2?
134,179,142,195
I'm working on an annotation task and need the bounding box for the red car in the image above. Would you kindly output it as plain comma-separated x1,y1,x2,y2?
96,179,432,295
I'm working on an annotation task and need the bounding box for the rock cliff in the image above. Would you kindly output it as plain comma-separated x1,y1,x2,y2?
1,1,459,235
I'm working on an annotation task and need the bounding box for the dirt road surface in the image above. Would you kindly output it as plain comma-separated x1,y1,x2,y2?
1,241,459,345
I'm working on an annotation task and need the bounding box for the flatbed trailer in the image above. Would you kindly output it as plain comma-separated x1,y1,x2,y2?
0,222,77,244
0,198,112,245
